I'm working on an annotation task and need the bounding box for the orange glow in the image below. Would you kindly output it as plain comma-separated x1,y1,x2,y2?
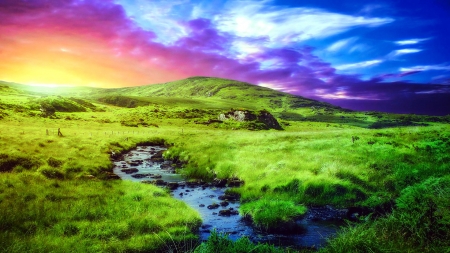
0,30,183,88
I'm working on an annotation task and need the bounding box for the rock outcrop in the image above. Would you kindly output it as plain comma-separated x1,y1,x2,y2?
218,109,282,130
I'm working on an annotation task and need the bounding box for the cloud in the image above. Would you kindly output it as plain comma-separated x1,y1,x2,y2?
394,38,430,45
214,0,394,46
336,59,383,70
400,64,450,72
326,37,358,52
384,48,423,60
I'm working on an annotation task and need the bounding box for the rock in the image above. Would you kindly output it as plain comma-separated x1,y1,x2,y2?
227,179,244,187
149,174,162,179
166,182,179,190
207,203,220,209
217,109,282,130
186,181,201,187
218,208,239,216
160,163,173,170
212,179,227,187
218,193,240,201
129,162,139,166
220,201,229,207
121,168,139,174
152,150,164,159
199,204,205,207
150,157,164,163
154,179,167,186
131,173,152,179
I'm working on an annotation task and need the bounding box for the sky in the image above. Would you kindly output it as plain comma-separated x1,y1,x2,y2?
1,0,449,115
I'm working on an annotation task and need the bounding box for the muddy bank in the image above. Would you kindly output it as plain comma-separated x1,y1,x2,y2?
112,146,344,249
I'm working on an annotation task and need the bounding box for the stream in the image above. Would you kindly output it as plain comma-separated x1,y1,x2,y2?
113,146,343,250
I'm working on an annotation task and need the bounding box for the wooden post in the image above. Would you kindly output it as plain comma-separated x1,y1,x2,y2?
46,129,49,135
58,128,63,137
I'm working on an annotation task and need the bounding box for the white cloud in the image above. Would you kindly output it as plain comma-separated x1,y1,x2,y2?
117,0,192,44
394,38,430,45
390,48,422,57
215,0,394,46
326,37,358,52
336,59,383,70
400,64,450,72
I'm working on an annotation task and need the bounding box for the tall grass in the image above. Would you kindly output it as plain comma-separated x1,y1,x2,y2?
0,172,201,252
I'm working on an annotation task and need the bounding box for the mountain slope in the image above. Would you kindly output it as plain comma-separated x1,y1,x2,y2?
94,76,343,112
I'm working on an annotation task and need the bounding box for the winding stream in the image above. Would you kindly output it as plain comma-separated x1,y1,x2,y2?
113,146,343,249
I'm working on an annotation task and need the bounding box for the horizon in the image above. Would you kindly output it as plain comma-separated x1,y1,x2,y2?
1,0,450,115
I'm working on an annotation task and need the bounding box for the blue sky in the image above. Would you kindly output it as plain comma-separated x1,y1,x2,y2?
117,0,450,84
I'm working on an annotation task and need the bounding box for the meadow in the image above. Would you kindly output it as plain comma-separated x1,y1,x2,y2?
0,78,449,252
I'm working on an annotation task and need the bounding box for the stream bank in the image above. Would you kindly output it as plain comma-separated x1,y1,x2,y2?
112,145,344,249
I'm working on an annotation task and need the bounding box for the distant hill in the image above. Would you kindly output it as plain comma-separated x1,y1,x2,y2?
94,76,344,112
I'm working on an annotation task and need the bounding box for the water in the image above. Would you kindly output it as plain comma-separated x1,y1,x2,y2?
113,146,342,249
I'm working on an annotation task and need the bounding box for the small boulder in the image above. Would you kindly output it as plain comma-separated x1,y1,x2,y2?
207,203,220,209
121,168,139,174
166,182,179,190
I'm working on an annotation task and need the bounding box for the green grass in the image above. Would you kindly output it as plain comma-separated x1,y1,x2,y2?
240,198,307,232
320,176,450,253
0,173,201,252
0,77,450,252
194,230,294,253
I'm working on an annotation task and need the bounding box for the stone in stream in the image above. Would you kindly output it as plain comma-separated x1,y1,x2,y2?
166,182,179,190
121,168,139,174
227,179,244,187
154,179,167,186
160,163,174,170
220,201,229,207
199,204,205,207
207,203,220,209
218,208,239,216
131,173,152,179
212,178,227,187
218,193,240,201
129,162,139,166
150,150,165,162
149,174,162,179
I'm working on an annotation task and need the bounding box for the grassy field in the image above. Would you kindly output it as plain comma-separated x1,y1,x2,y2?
1,78,450,252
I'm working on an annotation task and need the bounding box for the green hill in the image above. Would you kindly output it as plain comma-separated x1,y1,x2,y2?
94,76,340,111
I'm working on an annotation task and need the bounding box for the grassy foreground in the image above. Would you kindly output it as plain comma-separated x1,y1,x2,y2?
1,79,450,252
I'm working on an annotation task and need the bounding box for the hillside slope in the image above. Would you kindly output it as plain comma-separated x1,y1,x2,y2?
98,77,338,109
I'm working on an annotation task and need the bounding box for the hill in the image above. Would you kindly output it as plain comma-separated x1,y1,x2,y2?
90,76,342,112
1,77,448,128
